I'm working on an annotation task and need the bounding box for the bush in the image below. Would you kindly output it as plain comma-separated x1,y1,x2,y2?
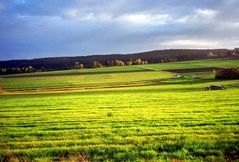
215,67,239,79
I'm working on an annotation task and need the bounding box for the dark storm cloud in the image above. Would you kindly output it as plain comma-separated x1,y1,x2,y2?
0,0,238,60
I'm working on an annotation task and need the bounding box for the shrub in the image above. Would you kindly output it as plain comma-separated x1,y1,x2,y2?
91,61,103,68
215,67,239,79
115,59,125,66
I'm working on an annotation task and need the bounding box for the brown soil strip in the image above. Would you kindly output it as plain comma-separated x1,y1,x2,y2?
163,67,224,73
0,82,151,94
1,69,152,78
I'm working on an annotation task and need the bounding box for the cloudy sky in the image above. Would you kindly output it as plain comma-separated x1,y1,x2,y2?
0,0,239,60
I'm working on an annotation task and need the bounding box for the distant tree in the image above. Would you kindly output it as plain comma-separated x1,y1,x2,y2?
22,66,33,73
236,50,239,55
16,68,22,73
74,61,80,69
115,59,125,66
3,68,15,74
168,58,177,62
110,60,115,66
134,58,142,65
23,67,27,72
226,51,233,57
106,60,114,66
25,66,33,72
74,61,84,69
92,61,97,68
207,52,215,57
40,66,45,71
215,67,239,79
132,58,148,65
159,59,164,63
234,49,239,55
1,68,7,73
92,61,103,68
126,60,132,66
79,64,84,69
70,61,83,69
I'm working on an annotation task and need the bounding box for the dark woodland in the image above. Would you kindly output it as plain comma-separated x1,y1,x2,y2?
1,48,239,74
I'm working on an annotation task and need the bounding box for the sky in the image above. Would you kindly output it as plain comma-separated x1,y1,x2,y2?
0,0,239,60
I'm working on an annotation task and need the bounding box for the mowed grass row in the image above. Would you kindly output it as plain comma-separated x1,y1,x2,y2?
1,80,239,161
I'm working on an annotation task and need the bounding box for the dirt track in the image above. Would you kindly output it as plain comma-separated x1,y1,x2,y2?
0,82,150,94
164,67,224,73
1,69,151,78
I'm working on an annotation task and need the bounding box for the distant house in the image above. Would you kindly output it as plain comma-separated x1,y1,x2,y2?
205,85,225,91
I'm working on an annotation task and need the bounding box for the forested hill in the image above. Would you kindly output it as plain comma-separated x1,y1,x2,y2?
0,48,239,73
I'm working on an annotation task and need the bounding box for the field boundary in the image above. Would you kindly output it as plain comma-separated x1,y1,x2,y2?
1,69,153,78
0,82,153,94
163,67,224,73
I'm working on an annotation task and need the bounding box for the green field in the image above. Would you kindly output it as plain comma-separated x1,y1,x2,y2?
0,59,239,161
0,71,172,91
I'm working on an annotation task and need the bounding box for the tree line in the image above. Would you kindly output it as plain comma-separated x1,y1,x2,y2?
90,58,148,68
215,67,239,79
1,48,238,75
0,58,148,74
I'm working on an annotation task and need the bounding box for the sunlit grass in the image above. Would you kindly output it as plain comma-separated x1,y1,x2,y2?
0,59,238,161
0,71,172,90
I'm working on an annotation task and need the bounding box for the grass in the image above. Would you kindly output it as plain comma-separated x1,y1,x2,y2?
0,58,238,91
139,59,239,71
0,71,172,90
0,59,238,161
2,58,238,77
2,65,145,77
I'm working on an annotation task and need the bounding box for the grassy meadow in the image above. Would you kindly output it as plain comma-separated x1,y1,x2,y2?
0,59,239,161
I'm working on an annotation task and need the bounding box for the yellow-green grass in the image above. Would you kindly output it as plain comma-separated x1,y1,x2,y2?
2,65,145,77
0,71,172,90
0,59,238,91
140,59,239,71
0,59,239,161
0,82,239,161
